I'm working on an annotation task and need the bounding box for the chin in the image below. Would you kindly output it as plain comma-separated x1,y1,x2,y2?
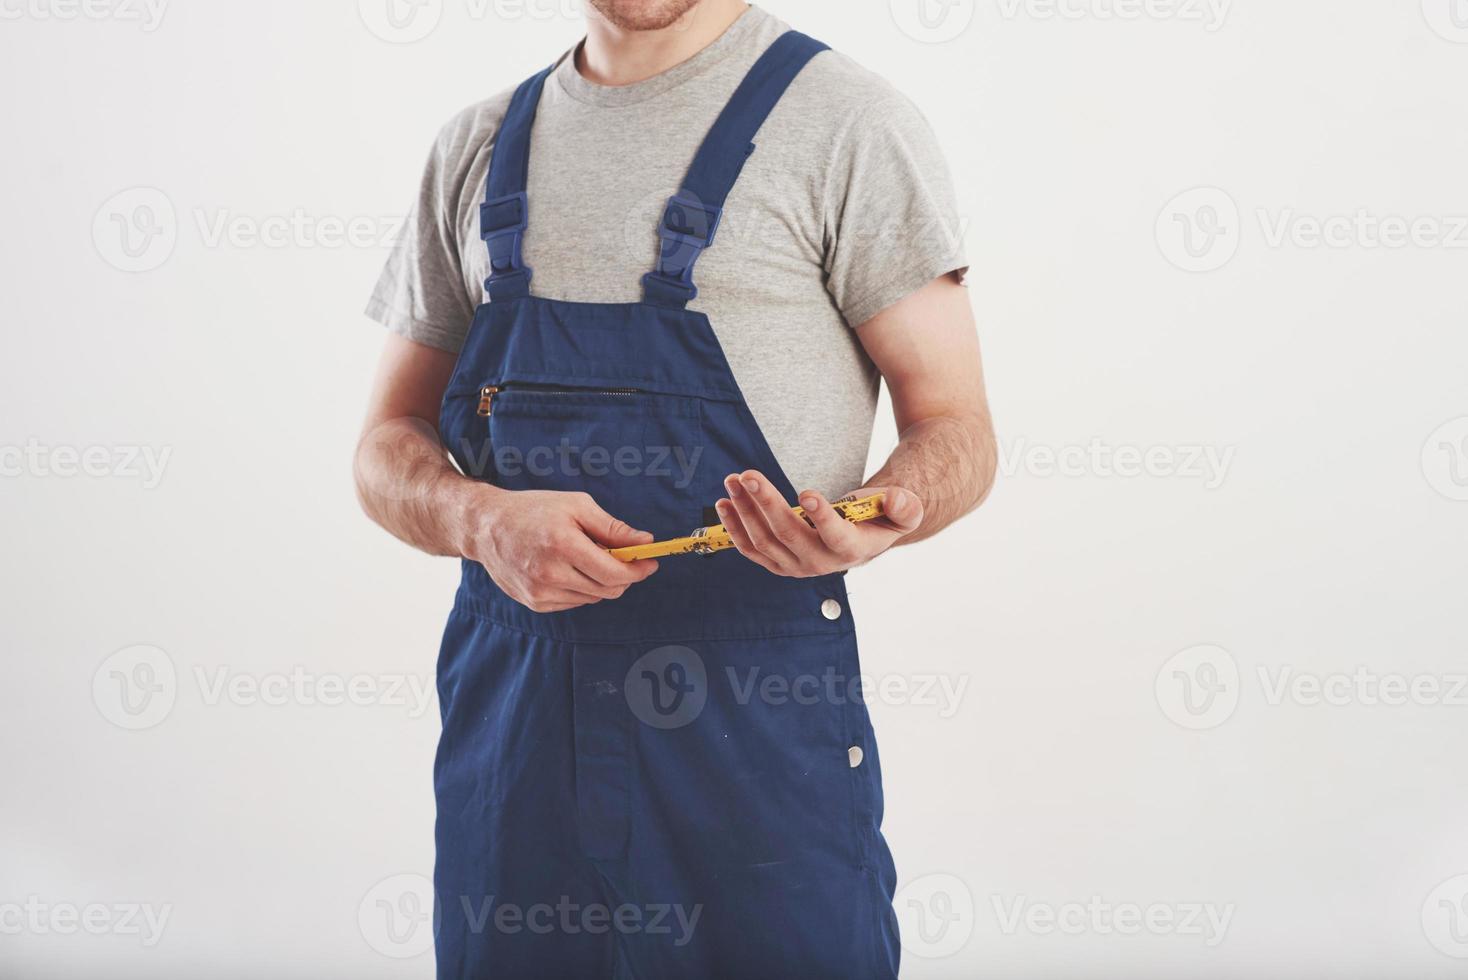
588,0,706,32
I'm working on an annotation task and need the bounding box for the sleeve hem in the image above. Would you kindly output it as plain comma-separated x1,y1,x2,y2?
843,254,969,330
364,297,465,354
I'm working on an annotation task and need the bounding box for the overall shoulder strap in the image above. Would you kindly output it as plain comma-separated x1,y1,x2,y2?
481,64,555,302
642,31,830,309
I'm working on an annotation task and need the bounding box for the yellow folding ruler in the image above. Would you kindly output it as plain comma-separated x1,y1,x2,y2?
609,493,887,562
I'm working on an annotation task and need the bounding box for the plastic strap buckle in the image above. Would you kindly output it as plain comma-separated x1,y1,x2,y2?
641,193,723,307
480,191,531,293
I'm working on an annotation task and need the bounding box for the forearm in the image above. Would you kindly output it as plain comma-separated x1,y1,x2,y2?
862,411,996,545
353,415,493,558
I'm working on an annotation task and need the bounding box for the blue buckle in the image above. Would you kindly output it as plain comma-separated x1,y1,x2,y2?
661,193,721,249
480,191,531,288
643,193,722,307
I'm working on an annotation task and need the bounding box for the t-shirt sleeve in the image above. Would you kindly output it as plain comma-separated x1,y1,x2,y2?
821,95,968,329
365,122,481,353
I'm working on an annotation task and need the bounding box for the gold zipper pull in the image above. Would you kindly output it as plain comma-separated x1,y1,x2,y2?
477,385,500,417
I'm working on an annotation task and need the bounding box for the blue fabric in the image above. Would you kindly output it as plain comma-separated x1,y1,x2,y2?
643,31,829,309
436,32,897,979
481,67,553,302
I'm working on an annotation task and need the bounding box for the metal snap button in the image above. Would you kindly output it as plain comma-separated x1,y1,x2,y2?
848,746,864,768
821,599,843,621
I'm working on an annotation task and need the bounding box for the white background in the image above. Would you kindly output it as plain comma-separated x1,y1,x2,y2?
2,0,1467,977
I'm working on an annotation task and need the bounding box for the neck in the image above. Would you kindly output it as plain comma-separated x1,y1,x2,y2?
577,0,749,87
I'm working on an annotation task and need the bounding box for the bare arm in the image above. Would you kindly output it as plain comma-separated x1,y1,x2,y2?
715,273,997,575
353,333,659,611
852,270,997,543
353,333,471,558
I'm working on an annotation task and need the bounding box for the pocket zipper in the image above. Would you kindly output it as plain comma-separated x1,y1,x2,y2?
477,382,642,417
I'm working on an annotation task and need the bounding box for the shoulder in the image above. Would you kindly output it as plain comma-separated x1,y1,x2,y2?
426,86,518,176
782,44,936,140
416,80,534,224
425,48,577,177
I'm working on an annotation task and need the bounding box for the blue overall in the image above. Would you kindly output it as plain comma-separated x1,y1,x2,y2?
435,32,900,979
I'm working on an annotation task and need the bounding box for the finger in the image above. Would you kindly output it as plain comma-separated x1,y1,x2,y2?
872,486,925,535
735,471,822,561
564,494,660,587
798,491,869,563
567,535,661,589
724,473,801,566
561,564,646,601
716,499,785,573
515,586,605,613
715,498,783,574
572,494,654,548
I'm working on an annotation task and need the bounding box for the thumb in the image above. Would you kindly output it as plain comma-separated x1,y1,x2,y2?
573,495,654,547
877,487,924,534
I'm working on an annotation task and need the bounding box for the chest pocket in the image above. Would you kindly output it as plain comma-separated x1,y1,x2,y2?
484,384,710,541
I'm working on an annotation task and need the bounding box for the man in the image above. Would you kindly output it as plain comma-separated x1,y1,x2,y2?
355,0,996,976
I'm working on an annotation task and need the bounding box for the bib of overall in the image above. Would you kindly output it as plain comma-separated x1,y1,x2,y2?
435,32,900,979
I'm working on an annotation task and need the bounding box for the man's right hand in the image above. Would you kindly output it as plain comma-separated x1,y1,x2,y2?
354,336,660,614
457,486,660,613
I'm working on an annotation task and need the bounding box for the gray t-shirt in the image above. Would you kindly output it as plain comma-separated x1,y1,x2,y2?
367,5,966,499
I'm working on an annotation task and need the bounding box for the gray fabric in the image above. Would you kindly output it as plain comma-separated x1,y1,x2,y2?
367,5,966,499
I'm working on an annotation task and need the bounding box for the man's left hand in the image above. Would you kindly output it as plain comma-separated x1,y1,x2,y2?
715,471,924,577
